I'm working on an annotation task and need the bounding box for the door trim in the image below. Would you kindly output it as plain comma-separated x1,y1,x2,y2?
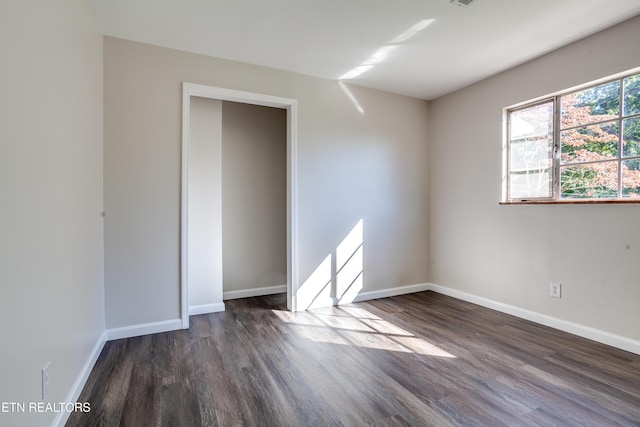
181,83,299,328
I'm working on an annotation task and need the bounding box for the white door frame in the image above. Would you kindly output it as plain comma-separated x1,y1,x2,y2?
181,82,299,328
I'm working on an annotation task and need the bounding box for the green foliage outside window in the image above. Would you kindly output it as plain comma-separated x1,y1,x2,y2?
508,72,640,201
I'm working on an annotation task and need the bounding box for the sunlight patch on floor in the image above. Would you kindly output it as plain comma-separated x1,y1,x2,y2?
272,305,456,358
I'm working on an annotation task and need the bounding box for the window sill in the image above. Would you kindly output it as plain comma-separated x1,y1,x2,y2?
500,199,640,205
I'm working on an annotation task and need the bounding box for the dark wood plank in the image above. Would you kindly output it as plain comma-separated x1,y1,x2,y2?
118,334,160,427
65,338,137,427
67,291,640,426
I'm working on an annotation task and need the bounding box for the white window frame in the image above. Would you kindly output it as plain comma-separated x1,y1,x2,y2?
503,69,640,204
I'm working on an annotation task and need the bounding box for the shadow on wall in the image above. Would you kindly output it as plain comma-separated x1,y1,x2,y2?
298,219,364,310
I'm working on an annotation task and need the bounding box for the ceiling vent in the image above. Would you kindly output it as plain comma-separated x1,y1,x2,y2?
450,0,476,7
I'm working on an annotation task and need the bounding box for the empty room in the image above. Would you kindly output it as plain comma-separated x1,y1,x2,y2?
1,1,640,426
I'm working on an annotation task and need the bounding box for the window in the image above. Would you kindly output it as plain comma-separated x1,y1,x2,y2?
505,71,640,202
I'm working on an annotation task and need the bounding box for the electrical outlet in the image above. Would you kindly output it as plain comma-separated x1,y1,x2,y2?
550,282,562,298
42,362,50,399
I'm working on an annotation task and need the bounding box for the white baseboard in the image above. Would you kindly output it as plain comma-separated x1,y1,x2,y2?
105,318,182,341
351,283,432,303
52,330,107,427
189,302,226,316
427,283,640,355
223,284,287,301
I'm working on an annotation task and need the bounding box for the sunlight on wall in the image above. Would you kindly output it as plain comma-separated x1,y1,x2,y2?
272,304,456,358
336,219,363,304
297,254,333,310
298,220,364,310
338,81,365,115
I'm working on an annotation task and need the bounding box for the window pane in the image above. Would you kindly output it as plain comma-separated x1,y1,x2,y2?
561,162,618,199
510,170,551,199
560,121,619,164
561,81,620,129
622,159,640,198
623,117,640,158
509,101,553,199
623,74,640,116
510,102,553,142
510,137,553,171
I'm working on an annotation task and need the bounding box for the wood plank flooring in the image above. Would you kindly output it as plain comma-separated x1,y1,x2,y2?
66,291,640,426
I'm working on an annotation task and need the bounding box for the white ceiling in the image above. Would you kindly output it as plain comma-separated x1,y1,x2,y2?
89,0,640,100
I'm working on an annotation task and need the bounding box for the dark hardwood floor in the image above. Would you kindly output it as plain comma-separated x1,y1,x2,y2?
67,291,640,426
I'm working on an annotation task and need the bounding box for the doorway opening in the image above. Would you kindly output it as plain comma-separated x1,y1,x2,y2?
181,83,299,329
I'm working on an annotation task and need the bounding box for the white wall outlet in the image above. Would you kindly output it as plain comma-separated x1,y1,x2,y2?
42,362,50,399
550,282,562,298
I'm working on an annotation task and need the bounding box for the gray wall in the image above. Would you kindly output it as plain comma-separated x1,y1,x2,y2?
0,1,104,426
103,36,430,327
428,15,640,341
222,101,287,294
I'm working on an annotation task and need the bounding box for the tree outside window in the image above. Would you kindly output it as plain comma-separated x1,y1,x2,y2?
506,72,640,201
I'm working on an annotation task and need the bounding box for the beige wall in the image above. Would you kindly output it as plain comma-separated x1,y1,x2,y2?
222,101,287,293
188,97,223,309
429,15,640,341
0,1,104,426
103,36,429,327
